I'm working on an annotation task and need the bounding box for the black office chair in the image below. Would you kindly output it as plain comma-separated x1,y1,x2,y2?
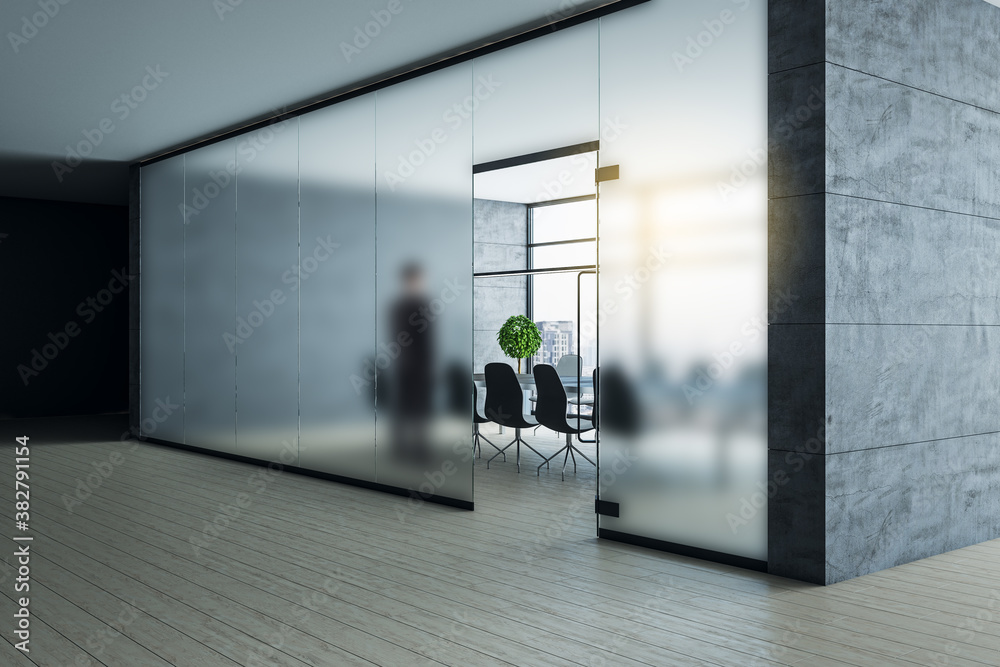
473,380,504,460
484,362,546,472
533,363,596,480
601,365,640,435
531,354,582,435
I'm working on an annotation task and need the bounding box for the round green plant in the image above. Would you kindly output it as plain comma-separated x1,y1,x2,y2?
497,315,542,373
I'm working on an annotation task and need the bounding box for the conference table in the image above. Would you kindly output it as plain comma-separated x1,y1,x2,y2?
472,372,594,391
472,372,596,419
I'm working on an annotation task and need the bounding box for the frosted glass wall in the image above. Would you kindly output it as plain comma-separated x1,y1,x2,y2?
140,68,473,503
140,2,767,523
375,64,474,503
184,140,237,453
597,0,768,561
299,96,377,481
235,119,301,463
139,155,185,442
473,21,599,166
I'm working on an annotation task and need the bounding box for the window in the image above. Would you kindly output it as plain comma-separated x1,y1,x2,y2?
529,198,597,372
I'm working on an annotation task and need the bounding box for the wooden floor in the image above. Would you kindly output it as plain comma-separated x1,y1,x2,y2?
1,416,999,666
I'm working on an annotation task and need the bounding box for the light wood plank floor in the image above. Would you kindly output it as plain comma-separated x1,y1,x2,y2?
0,416,999,666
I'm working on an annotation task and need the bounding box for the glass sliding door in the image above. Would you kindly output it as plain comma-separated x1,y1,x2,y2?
139,155,185,442
470,21,600,485
184,140,237,453
597,0,768,564
471,18,600,376
299,95,377,481
375,64,474,503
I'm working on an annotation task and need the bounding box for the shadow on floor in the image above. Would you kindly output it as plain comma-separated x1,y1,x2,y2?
0,413,130,446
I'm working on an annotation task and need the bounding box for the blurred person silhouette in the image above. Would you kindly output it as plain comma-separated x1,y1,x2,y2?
391,262,433,464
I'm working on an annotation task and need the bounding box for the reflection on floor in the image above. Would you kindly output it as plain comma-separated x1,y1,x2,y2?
1,415,999,666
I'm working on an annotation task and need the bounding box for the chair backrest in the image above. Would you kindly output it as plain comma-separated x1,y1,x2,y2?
532,363,573,433
555,354,582,378
601,365,639,434
473,380,488,423
445,362,469,416
484,363,529,428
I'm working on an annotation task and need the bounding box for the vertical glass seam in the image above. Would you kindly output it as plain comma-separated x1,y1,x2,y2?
296,117,302,466
234,140,239,453
373,90,379,481
181,153,187,444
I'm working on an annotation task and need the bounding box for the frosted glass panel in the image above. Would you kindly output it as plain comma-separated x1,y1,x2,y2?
139,155,185,442
184,140,237,453
473,22,599,164
376,65,473,503
299,95,376,481
235,119,300,463
598,0,768,561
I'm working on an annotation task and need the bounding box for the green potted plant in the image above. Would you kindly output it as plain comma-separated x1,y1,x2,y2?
497,315,542,374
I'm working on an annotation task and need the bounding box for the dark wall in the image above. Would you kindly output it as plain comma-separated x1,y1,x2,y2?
1,197,129,418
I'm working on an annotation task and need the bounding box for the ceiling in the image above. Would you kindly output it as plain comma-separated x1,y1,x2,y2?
474,152,597,205
0,0,613,205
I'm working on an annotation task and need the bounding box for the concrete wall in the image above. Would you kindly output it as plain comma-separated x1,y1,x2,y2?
473,198,527,371
768,0,1000,584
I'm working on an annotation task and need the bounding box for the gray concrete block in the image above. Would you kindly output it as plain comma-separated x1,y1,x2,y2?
474,329,515,372
474,198,527,245
768,448,826,584
475,274,525,290
765,0,1000,586
768,324,826,454
474,284,526,332
474,242,527,274
825,434,1000,583
827,194,1000,325
826,324,1000,453
768,0,825,74
769,63,825,199
828,0,1000,114
769,194,825,324
827,64,1000,219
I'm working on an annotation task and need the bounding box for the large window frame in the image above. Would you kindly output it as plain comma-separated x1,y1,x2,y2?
526,194,598,371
